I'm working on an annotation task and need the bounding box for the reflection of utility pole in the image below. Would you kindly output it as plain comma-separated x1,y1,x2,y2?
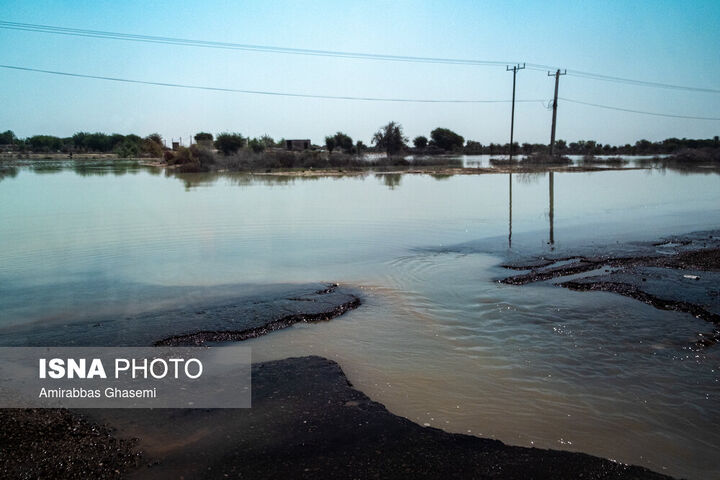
549,172,554,246
548,69,566,156
508,173,512,248
506,63,525,161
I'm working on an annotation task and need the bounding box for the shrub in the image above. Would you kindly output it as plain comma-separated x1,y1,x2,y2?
430,128,464,151
215,133,245,155
248,138,265,153
413,136,428,149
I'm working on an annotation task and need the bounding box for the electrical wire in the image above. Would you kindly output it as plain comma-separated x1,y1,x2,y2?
2,64,717,120
2,20,719,94
0,64,544,104
559,97,720,121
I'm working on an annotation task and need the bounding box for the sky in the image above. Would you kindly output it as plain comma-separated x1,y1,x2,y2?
1,0,719,146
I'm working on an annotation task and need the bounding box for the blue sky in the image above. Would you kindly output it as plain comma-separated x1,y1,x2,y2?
1,0,719,145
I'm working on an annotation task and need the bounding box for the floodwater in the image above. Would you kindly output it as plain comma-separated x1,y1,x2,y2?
1,162,719,479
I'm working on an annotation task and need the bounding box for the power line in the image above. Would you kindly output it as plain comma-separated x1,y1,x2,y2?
0,64,544,104
2,64,717,120
559,97,720,121
564,70,720,94
0,20,514,67
2,20,719,94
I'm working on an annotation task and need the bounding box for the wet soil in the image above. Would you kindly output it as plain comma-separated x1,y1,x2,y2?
83,356,672,480
0,408,141,479
0,283,361,347
500,230,720,347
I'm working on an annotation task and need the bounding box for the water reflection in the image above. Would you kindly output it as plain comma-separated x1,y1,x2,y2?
507,171,555,248
549,171,554,246
508,172,512,248
0,165,18,182
378,173,402,190
2,163,720,479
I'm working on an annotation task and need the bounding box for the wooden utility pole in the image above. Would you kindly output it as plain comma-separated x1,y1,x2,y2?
506,63,525,161
548,69,566,156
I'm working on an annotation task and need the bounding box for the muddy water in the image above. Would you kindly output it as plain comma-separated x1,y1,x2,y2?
1,164,719,479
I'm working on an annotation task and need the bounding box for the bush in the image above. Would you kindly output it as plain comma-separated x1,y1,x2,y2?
430,128,464,151
248,138,265,153
194,132,213,142
413,136,428,149
215,133,245,155
116,140,140,158
142,134,165,158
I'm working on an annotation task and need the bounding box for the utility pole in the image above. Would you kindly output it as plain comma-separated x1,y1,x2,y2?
548,69,566,156
506,63,525,161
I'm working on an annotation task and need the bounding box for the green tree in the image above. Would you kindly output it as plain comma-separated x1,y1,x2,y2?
0,130,16,144
464,140,482,154
332,132,353,153
72,132,90,151
27,135,62,152
413,136,428,149
85,132,111,152
372,121,407,155
430,128,464,151
142,133,165,157
194,132,213,142
325,136,336,153
116,140,140,158
215,132,245,155
356,140,366,154
259,134,275,148
248,138,265,153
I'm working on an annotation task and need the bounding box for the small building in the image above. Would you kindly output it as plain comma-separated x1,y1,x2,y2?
172,141,180,151
285,139,310,151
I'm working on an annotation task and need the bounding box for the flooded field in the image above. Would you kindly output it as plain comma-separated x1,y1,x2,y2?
1,163,719,479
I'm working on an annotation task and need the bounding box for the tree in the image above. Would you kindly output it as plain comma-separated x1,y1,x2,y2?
215,132,245,155
635,139,652,154
372,121,407,155
27,135,62,152
325,136,336,153
116,140,140,158
259,134,275,148
86,132,112,152
248,138,265,153
356,140,366,154
142,133,165,157
194,132,213,142
332,132,353,153
464,140,482,154
413,136,428,149
430,128,464,151
0,130,16,144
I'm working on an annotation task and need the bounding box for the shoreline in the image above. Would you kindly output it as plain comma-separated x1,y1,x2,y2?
500,230,720,347
2,357,675,480
4,153,718,179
